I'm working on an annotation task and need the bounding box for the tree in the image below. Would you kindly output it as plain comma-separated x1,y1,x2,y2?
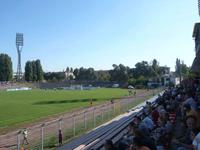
25,59,43,82
175,58,189,79
73,67,97,81
180,61,190,76
70,67,73,73
44,72,65,81
66,67,70,73
32,61,37,81
96,70,110,82
136,76,148,85
0,53,13,81
73,68,79,80
134,61,153,78
25,61,33,81
109,64,129,83
35,59,43,81
152,59,160,76
86,68,96,80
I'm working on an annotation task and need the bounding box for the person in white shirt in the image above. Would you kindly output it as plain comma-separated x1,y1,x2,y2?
191,129,200,150
22,129,29,145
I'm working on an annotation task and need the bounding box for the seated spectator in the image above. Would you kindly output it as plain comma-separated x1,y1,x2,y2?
116,81,200,150
151,107,159,127
119,121,137,147
183,91,197,110
141,113,154,131
196,105,200,128
172,115,198,150
159,108,166,117
191,128,200,150
169,107,176,124
104,139,116,150
183,103,197,118
131,137,150,150
134,129,157,150
133,116,149,136
144,101,151,114
151,117,168,149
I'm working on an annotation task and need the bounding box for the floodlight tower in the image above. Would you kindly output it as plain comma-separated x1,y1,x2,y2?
198,0,200,16
16,33,23,81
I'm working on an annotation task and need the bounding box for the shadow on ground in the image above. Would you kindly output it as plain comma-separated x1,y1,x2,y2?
33,99,98,105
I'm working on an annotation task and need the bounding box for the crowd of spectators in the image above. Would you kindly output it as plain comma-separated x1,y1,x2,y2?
104,78,200,150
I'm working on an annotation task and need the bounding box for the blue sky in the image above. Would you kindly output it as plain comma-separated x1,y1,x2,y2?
0,0,199,72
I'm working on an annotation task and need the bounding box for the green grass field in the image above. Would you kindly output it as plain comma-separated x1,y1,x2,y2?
0,88,131,132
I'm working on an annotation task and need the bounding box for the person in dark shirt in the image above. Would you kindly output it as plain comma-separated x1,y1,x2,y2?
132,137,151,150
104,139,116,150
58,129,62,145
134,129,157,150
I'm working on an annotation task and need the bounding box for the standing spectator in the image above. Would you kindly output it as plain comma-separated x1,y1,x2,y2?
22,129,29,145
58,129,63,145
111,99,114,104
90,99,93,107
134,91,136,97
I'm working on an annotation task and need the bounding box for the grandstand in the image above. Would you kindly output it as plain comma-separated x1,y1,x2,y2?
57,79,200,150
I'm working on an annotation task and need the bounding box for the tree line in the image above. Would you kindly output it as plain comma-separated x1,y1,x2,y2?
24,60,43,81
0,53,13,81
0,53,190,86
44,59,190,87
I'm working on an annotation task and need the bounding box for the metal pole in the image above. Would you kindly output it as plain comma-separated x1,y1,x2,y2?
113,102,115,115
93,108,96,128
41,124,45,150
58,119,62,145
59,119,62,130
108,105,111,119
106,105,108,119
73,115,76,136
84,111,87,130
126,100,129,111
121,101,124,113
111,104,114,117
101,107,104,122
17,132,20,150
119,101,121,114
124,100,126,112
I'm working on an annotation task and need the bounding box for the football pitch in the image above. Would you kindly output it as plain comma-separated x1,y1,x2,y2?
0,88,133,132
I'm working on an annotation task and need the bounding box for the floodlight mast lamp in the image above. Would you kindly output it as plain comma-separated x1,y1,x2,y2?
16,33,23,81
